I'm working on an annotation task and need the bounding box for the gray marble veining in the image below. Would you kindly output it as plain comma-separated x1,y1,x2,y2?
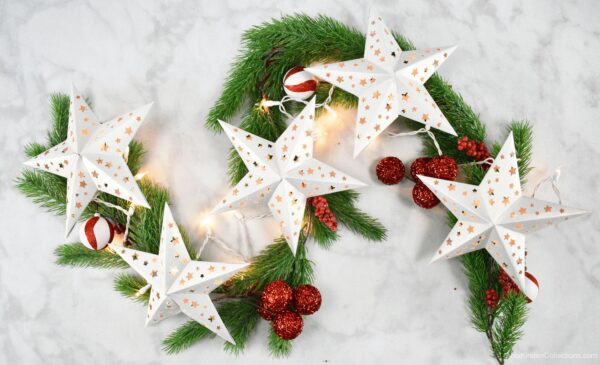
1,0,598,364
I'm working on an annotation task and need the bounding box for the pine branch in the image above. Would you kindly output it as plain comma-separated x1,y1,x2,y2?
288,236,314,287
163,320,212,355
508,121,533,185
16,170,67,216
222,299,260,354
163,299,260,355
460,251,489,333
326,191,387,241
268,327,292,358
224,237,312,296
491,292,527,363
114,273,149,303
54,243,128,269
308,214,339,249
48,93,70,146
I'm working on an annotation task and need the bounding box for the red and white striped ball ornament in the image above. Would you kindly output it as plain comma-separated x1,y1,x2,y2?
283,66,317,100
524,271,539,303
79,213,116,250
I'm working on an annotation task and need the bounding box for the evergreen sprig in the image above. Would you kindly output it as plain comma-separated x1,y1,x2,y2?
114,273,150,303
163,320,212,355
268,327,293,357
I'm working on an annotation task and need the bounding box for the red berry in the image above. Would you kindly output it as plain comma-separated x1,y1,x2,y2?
310,196,337,231
259,280,293,314
376,157,405,185
293,285,322,315
412,182,439,209
485,288,499,309
410,157,431,181
272,311,304,340
426,156,458,180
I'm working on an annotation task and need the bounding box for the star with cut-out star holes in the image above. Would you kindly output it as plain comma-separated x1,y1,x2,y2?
110,204,247,343
24,86,152,234
306,11,457,157
418,133,588,296
212,98,366,254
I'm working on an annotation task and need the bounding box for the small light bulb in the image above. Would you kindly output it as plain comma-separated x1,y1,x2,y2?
134,171,148,180
323,104,338,119
200,214,214,229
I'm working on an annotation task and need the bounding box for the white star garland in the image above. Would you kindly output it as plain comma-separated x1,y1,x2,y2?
110,204,248,343
212,98,366,254
24,86,151,234
419,133,588,295
306,10,457,157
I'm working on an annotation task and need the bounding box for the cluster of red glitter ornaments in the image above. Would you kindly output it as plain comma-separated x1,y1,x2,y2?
457,135,491,162
310,196,337,231
410,155,458,209
375,155,459,209
257,280,322,340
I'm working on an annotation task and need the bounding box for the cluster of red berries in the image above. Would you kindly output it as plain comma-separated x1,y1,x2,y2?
485,288,499,310
498,268,520,295
257,280,322,340
310,196,337,231
457,136,491,162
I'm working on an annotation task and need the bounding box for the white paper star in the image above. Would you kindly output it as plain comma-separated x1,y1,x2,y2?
419,133,588,295
110,204,248,343
306,11,457,157
24,86,152,234
212,98,366,254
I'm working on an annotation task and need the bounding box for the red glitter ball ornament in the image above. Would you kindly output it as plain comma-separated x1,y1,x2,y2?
376,157,405,185
412,182,439,209
410,157,432,181
256,299,276,321
293,285,322,315
259,280,293,314
426,155,458,180
272,311,304,340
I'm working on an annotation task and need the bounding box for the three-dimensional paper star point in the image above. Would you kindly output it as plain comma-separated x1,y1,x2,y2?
418,133,588,295
306,10,457,157
24,86,152,234
110,204,248,343
212,98,366,254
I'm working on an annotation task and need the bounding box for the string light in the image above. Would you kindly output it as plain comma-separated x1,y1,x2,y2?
323,104,338,119
134,171,148,180
134,283,151,297
259,97,272,113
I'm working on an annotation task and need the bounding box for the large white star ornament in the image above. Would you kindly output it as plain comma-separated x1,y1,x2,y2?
110,204,248,343
24,86,152,235
212,98,366,254
419,133,588,297
306,11,457,157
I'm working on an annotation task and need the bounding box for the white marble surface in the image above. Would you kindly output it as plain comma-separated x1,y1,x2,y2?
1,0,599,364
